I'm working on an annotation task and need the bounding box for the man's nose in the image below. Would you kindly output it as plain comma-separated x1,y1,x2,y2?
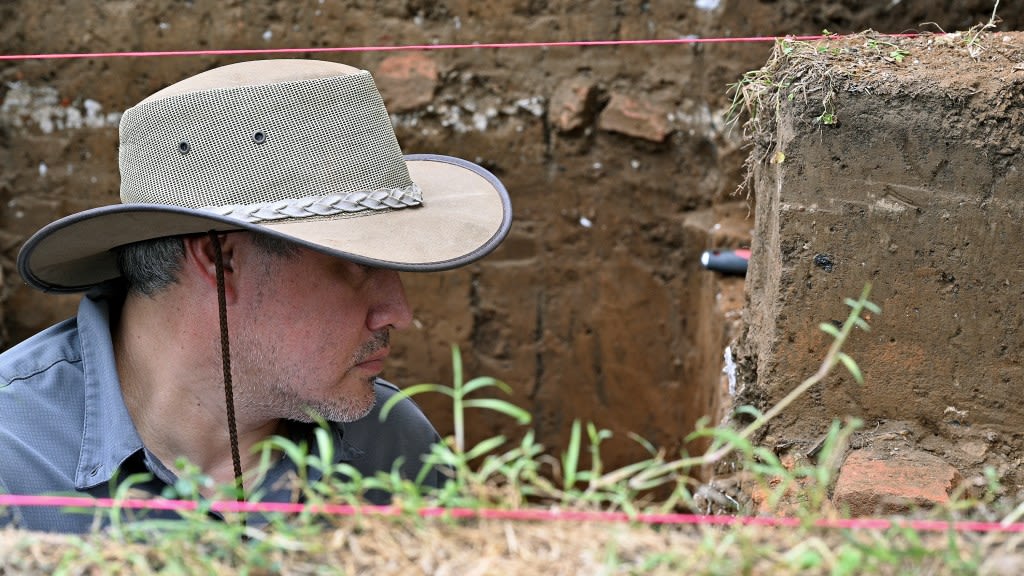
368,269,413,331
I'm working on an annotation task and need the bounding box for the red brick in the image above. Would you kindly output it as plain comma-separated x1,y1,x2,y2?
373,53,439,113
548,77,596,133
597,93,671,142
833,448,961,516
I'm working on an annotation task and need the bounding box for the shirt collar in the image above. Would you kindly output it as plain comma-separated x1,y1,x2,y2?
74,285,144,490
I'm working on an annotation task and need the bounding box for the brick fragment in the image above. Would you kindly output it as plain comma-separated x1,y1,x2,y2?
373,53,439,113
548,77,596,133
597,93,672,142
832,448,961,516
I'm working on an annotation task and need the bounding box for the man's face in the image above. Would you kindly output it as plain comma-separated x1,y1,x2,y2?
231,239,412,423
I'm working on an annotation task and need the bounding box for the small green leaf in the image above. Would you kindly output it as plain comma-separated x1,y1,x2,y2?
464,435,508,460
689,425,754,457
379,383,451,421
563,419,582,489
834,545,866,576
890,49,909,63
628,431,658,456
837,352,863,383
463,398,532,424
819,322,841,338
313,426,334,469
463,375,512,396
733,404,765,420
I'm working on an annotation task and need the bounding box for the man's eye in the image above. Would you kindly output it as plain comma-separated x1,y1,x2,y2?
354,262,374,275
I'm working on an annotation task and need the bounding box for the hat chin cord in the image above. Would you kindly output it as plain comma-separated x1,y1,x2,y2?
209,231,245,503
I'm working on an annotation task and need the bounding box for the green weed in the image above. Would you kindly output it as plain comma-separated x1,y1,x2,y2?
7,286,1020,573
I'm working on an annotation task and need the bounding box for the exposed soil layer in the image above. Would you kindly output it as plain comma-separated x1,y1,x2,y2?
737,31,1024,498
1,1,1022,477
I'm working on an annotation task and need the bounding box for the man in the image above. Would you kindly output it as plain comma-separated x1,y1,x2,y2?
0,59,512,532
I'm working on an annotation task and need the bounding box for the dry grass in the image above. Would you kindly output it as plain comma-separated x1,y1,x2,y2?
3,513,1019,575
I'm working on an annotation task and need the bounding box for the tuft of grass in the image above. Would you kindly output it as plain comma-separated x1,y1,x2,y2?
725,32,925,195
958,0,1002,59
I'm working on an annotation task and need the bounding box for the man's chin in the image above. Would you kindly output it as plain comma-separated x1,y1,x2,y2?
297,391,376,423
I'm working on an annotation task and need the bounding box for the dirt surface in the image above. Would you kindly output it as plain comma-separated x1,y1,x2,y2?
1,1,1022,479
736,31,1024,498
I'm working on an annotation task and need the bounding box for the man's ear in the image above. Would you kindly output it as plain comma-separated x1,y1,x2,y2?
181,233,241,302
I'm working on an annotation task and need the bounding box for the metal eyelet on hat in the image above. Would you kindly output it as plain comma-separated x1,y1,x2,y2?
252,131,267,144
178,141,191,154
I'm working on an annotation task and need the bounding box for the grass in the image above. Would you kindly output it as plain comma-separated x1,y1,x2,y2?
724,20,1007,197
3,515,1001,574
2,284,1020,573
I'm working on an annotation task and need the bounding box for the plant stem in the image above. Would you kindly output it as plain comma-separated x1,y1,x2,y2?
628,284,875,488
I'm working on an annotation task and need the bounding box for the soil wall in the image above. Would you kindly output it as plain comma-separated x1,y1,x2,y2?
738,32,1024,493
1,1,1021,472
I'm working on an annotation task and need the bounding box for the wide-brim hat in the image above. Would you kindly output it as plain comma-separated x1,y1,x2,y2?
18,59,512,293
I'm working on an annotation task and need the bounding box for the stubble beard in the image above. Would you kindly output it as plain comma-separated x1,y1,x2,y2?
234,329,389,423
281,377,377,423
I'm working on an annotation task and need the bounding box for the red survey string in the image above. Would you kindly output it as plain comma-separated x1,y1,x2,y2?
0,493,1020,533
0,33,925,61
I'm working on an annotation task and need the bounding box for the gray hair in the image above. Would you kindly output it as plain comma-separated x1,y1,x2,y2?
116,232,298,296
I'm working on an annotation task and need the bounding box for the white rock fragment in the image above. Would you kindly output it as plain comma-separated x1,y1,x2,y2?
723,346,737,396
513,96,545,117
472,112,488,131
1,83,120,132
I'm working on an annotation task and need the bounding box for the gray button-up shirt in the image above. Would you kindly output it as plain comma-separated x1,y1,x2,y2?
0,287,443,533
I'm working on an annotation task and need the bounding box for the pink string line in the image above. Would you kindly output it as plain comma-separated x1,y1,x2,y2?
1,493,1021,533
0,33,924,61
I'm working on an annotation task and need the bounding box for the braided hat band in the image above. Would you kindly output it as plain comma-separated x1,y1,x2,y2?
202,185,423,223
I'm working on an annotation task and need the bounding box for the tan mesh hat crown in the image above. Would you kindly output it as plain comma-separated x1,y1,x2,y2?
18,59,512,293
